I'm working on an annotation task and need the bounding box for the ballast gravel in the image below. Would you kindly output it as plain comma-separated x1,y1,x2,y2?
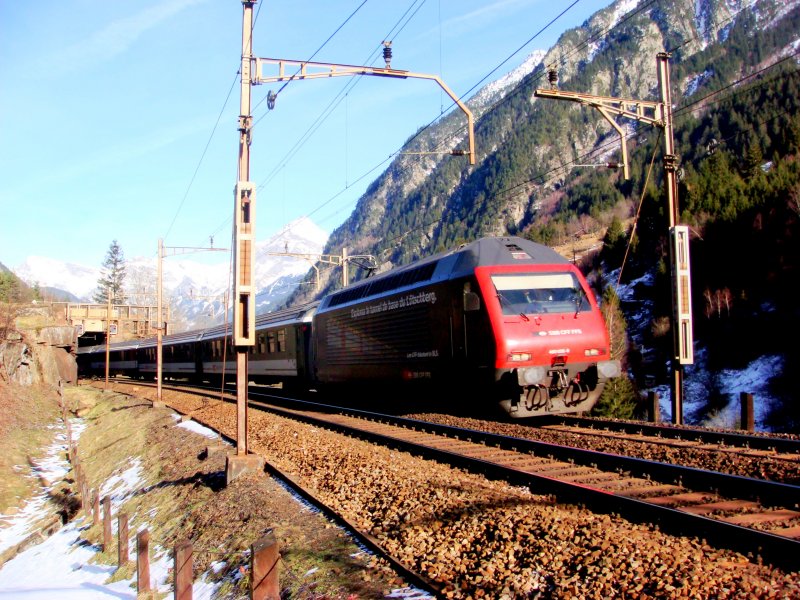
116,385,800,598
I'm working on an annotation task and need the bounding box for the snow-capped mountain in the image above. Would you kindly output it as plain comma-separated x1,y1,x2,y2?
471,49,546,110
13,257,101,300
14,217,328,332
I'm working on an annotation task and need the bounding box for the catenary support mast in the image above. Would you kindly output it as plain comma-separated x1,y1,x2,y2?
535,53,693,423
225,0,264,483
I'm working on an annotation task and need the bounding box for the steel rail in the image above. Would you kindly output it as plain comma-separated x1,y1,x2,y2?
243,392,800,572
536,414,800,454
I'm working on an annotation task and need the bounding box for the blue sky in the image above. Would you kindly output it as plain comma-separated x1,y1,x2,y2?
0,0,614,269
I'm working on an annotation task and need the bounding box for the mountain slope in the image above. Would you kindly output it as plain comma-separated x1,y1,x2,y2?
286,0,799,306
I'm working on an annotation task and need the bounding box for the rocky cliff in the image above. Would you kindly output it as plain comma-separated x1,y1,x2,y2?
1,309,77,387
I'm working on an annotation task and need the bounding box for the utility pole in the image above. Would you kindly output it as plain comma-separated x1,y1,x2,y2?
104,286,113,390
227,0,263,483
157,238,163,402
534,52,693,424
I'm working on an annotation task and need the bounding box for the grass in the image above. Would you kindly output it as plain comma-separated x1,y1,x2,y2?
67,386,402,597
0,384,61,515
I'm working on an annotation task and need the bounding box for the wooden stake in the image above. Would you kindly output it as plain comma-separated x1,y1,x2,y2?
174,540,193,600
251,530,280,600
118,513,129,565
103,496,112,552
137,529,151,593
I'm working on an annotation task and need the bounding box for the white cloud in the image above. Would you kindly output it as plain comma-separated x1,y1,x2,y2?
52,0,207,73
441,0,544,38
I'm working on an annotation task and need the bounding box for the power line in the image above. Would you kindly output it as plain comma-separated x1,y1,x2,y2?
266,0,594,237
254,0,428,190
164,1,265,243
285,0,659,234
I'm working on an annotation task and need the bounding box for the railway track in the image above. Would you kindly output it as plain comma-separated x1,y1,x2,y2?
92,379,800,571
244,395,800,571
535,414,800,457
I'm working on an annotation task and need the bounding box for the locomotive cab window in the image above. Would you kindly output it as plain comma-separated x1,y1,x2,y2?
492,273,591,316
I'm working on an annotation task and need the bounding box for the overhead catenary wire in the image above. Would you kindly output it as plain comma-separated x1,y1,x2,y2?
165,1,264,245
254,0,429,191
261,0,595,236
295,0,662,233
375,61,800,250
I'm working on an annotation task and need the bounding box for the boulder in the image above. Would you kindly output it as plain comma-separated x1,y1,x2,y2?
36,326,76,348
31,344,77,386
0,341,37,385
1,327,77,387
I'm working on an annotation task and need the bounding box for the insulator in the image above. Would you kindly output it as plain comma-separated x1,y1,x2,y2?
548,67,558,88
267,90,276,110
383,41,392,68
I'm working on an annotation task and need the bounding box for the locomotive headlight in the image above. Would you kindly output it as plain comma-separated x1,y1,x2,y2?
509,352,532,362
518,366,546,385
597,360,621,378
584,348,602,357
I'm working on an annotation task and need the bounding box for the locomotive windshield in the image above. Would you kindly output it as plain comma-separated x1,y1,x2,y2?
492,272,592,316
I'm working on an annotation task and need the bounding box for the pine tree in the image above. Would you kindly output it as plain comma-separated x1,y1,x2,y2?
592,285,640,418
94,240,127,303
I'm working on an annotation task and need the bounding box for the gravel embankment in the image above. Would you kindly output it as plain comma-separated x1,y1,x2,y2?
123,385,800,599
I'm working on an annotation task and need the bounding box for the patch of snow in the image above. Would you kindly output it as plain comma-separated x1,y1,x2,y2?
100,459,143,507
683,68,714,97
473,49,546,106
387,587,436,599
587,0,641,61
176,419,224,440
0,519,137,599
0,411,234,599
654,351,785,431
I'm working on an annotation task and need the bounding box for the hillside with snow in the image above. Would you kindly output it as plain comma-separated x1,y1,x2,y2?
13,217,328,332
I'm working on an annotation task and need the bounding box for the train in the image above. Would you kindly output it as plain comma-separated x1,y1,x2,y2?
77,236,620,417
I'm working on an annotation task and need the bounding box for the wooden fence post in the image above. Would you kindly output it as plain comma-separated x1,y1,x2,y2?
647,391,660,423
93,491,100,526
740,392,754,431
174,540,193,600
103,496,112,552
251,530,280,600
118,513,129,566
137,529,151,593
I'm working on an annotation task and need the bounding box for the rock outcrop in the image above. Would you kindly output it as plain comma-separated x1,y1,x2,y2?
1,326,76,386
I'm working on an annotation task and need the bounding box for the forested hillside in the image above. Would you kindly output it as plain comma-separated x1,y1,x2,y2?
284,0,800,426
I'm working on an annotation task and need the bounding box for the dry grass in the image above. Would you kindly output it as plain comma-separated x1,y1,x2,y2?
70,386,402,598
0,383,61,514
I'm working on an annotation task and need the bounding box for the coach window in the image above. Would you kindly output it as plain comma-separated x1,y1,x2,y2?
258,333,267,355
268,331,276,354
277,329,286,353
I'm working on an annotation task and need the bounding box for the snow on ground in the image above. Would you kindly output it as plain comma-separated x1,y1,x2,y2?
0,410,432,598
0,419,84,557
611,271,785,431
172,413,225,441
653,352,784,430
0,416,226,598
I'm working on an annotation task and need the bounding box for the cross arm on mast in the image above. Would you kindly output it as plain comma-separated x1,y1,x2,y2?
254,57,475,165
534,88,665,180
